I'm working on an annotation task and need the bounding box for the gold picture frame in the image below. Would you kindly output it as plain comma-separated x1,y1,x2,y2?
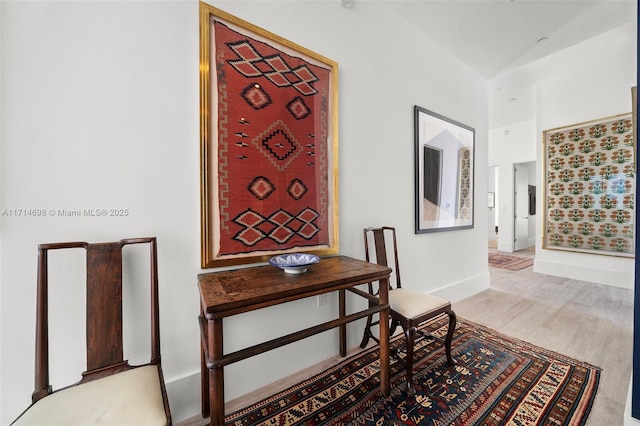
199,3,339,268
542,113,635,256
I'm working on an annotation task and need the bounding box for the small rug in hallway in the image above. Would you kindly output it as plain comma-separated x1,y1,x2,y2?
489,253,534,271
223,317,600,425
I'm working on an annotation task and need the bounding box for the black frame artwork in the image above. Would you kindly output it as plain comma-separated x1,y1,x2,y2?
414,105,475,233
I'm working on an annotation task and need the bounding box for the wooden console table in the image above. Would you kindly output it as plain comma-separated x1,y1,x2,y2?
198,255,391,426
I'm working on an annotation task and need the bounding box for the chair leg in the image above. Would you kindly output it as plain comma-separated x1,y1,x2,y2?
390,318,399,337
360,315,399,349
359,314,375,348
445,311,457,365
404,326,417,396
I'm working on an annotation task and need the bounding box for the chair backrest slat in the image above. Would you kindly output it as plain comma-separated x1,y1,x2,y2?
372,230,388,267
86,242,124,371
364,226,402,290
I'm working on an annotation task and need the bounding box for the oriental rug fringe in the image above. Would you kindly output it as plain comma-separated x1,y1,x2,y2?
488,253,534,271
223,317,600,425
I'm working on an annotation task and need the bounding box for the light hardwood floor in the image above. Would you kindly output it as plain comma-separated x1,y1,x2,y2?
460,247,633,426
181,248,633,426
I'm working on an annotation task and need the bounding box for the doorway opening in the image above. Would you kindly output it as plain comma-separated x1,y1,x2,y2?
513,162,536,252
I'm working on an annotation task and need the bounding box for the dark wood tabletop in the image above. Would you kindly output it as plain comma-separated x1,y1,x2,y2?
198,255,391,318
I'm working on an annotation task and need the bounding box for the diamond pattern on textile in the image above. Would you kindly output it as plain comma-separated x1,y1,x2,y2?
263,55,290,73
241,83,272,110
233,209,265,228
297,208,319,223
232,209,267,246
226,40,320,96
253,120,302,171
290,66,319,96
225,41,264,76
268,209,294,227
264,131,296,160
265,210,296,244
297,223,320,240
296,208,320,239
248,176,275,200
287,96,311,120
234,228,266,246
230,208,321,246
287,178,308,200
268,226,295,244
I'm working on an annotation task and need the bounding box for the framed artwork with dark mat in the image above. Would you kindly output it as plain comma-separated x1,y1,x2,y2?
199,3,339,268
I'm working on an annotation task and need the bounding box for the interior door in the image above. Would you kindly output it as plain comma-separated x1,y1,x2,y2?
514,163,529,251
423,145,441,206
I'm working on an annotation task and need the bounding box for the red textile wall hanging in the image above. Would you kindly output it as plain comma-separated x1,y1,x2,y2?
200,4,339,268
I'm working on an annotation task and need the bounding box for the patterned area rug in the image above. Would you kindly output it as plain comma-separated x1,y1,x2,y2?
488,253,534,271
223,317,600,425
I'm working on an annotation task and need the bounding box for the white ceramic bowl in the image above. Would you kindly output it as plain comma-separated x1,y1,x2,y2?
268,253,320,274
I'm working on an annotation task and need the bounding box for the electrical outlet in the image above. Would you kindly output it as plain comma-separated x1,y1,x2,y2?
317,294,328,306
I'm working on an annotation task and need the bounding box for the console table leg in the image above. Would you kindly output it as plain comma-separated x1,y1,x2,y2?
379,279,390,396
200,313,210,418
209,318,225,426
339,289,346,357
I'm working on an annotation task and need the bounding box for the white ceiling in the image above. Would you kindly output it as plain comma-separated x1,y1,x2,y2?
384,0,637,80
375,1,637,128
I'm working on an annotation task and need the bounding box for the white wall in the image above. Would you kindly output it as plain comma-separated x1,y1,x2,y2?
0,1,490,423
0,0,4,416
488,22,637,286
533,22,637,288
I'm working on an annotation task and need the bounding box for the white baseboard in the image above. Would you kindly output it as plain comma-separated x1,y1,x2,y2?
534,258,633,289
166,370,202,424
430,271,491,303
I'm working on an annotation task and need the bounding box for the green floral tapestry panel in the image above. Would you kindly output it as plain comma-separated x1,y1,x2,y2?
543,113,635,256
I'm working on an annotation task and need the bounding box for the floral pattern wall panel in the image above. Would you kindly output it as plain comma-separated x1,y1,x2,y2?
543,113,635,256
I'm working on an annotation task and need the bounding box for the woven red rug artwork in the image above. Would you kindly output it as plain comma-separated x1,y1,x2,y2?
212,21,332,257
223,317,600,425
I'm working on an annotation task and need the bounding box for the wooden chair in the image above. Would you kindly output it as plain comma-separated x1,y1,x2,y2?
12,237,172,425
359,226,456,395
